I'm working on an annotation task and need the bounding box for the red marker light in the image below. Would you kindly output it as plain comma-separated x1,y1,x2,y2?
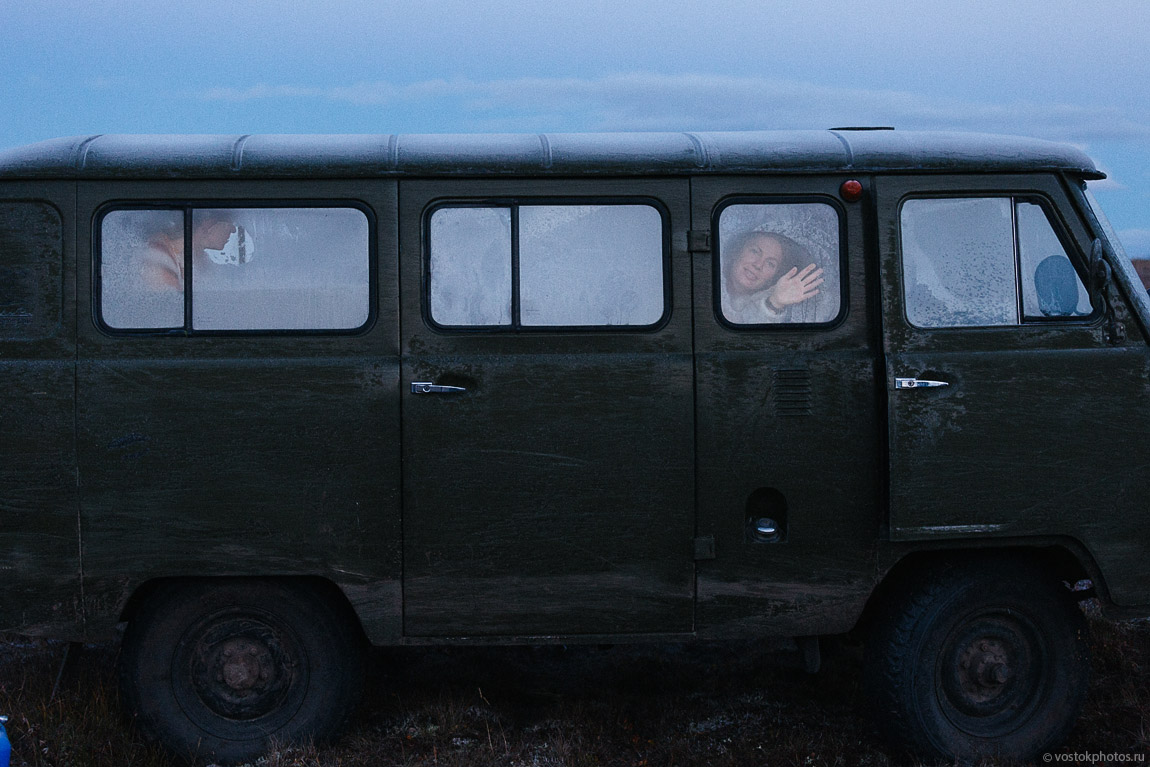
840,179,863,202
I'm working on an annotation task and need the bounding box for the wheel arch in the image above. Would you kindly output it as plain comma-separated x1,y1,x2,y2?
855,540,1103,637
117,575,370,646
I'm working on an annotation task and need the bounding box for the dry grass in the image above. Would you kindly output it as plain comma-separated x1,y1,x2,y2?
1,616,1147,767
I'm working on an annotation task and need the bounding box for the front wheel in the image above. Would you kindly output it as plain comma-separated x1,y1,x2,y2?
863,557,1090,761
120,579,366,764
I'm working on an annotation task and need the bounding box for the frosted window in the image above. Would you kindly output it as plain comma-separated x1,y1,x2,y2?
519,205,663,326
1017,202,1090,319
429,207,512,326
901,198,1017,327
191,208,369,330
101,209,185,329
100,207,370,331
427,203,666,329
717,203,841,325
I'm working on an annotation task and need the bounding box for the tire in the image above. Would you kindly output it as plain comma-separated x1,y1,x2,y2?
119,579,366,765
863,557,1090,762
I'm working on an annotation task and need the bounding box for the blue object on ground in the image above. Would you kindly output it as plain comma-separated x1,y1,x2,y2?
0,715,10,767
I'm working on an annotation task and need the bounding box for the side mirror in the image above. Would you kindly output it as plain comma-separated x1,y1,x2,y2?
1089,238,1111,297
1088,238,1126,344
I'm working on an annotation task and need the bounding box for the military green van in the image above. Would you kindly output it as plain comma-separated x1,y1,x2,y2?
1,130,1147,763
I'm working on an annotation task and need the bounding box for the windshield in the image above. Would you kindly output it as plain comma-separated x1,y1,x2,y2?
1083,184,1150,328
1085,186,1133,261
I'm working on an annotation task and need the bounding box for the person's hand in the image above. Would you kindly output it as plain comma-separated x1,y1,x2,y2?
768,264,824,310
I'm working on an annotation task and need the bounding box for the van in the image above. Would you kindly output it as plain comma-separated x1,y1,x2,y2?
1,130,1146,763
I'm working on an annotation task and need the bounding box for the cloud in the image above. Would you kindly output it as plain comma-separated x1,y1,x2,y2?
195,73,1150,144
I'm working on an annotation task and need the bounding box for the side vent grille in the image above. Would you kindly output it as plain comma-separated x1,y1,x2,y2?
773,368,812,417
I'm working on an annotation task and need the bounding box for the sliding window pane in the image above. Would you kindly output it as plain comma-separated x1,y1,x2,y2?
429,207,512,327
191,208,370,331
519,205,664,327
100,209,185,329
901,198,1017,327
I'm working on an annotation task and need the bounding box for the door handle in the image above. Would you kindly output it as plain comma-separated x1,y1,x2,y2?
894,377,949,390
411,382,467,395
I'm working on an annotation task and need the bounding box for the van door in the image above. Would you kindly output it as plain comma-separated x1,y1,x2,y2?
399,179,694,637
876,174,1150,603
689,175,881,637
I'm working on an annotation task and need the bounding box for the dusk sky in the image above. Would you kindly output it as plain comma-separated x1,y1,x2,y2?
2,0,1148,256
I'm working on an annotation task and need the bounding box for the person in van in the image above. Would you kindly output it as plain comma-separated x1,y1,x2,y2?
100,209,254,328
136,211,245,291
720,229,825,323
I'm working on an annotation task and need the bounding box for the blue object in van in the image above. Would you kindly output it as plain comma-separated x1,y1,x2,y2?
0,715,9,767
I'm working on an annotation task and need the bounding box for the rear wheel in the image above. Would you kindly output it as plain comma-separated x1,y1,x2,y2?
863,558,1089,761
120,579,365,764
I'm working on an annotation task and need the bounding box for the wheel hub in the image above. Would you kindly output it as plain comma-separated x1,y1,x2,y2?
216,637,274,692
938,612,1046,735
188,619,297,721
958,638,1013,702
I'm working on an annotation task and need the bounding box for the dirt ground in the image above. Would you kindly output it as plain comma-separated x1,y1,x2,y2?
0,615,1147,766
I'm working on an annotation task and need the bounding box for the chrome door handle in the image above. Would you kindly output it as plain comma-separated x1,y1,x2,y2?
894,377,949,390
411,382,467,395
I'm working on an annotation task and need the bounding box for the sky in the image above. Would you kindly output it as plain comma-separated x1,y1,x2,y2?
2,0,1149,256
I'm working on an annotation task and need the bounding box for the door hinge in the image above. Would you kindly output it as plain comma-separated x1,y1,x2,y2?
687,230,712,253
694,535,716,560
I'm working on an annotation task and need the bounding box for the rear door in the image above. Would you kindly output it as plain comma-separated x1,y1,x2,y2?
400,178,695,637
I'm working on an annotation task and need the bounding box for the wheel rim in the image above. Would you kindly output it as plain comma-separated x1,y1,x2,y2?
936,608,1049,738
173,607,309,736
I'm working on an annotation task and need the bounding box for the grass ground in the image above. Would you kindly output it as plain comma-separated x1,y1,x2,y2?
0,614,1146,767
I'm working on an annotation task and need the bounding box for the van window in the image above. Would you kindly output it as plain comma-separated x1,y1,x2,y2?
428,203,666,329
900,197,1089,327
100,206,371,331
101,209,185,329
428,207,512,327
520,205,663,326
0,202,63,340
716,202,842,326
1017,202,1091,319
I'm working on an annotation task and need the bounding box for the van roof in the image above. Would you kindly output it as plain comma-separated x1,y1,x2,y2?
0,130,1104,180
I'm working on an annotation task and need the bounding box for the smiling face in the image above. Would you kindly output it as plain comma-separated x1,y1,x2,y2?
730,233,784,294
